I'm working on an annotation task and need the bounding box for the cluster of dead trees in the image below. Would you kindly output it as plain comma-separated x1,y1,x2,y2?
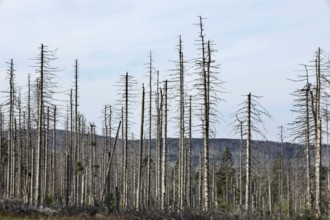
0,16,330,219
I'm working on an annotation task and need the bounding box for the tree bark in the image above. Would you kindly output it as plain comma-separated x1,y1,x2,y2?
136,85,145,211
161,80,168,211
35,45,45,206
314,48,322,216
245,93,251,211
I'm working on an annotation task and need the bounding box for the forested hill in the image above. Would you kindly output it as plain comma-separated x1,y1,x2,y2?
53,129,315,167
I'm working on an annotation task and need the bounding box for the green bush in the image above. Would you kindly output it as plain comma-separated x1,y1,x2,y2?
74,161,84,175
104,193,115,211
44,194,54,207
299,208,317,220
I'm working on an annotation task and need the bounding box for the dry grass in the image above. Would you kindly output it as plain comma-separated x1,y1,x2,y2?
0,214,137,220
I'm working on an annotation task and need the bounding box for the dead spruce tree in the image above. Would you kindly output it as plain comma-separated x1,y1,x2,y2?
309,48,329,216
31,44,59,206
311,48,324,217
101,104,117,203
194,16,222,211
168,35,191,210
289,48,330,216
136,84,145,211
115,72,137,209
178,36,186,210
1,59,16,199
230,114,244,208
161,80,168,211
155,73,163,207
289,65,313,210
26,74,33,205
145,51,155,208
73,59,79,205
234,93,271,212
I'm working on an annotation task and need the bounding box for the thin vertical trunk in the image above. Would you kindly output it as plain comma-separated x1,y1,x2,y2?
123,72,129,208
237,115,243,208
91,123,97,205
52,106,57,199
13,118,17,198
108,106,113,193
155,74,160,203
198,16,210,211
305,82,312,209
178,36,185,210
156,75,163,207
245,93,251,211
268,175,272,215
70,89,74,205
7,59,15,199
121,106,124,207
35,45,44,206
101,121,121,202
136,85,145,211
65,106,70,207
74,59,79,205
17,94,23,200
0,111,3,198
279,126,284,214
147,51,152,208
212,160,216,206
199,150,203,211
188,95,192,208
287,168,291,218
172,168,176,211
161,80,168,211
27,75,33,205
44,107,50,198
315,48,322,216
104,105,108,197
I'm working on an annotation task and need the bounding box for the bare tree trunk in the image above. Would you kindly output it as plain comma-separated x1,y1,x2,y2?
287,168,291,218
136,85,145,211
13,118,17,198
7,59,15,199
236,115,243,209
103,105,108,199
74,59,79,205
101,121,121,202
0,111,3,198
279,126,284,214
197,16,210,211
27,75,33,205
156,74,163,206
108,106,113,194
91,123,96,205
161,80,168,211
187,95,192,208
65,107,70,207
147,51,153,208
178,36,185,210
44,107,50,199
304,80,312,209
245,93,251,211
69,89,74,205
123,73,129,208
52,106,57,199
17,93,23,200
199,150,203,211
121,106,124,207
35,45,45,206
315,48,322,216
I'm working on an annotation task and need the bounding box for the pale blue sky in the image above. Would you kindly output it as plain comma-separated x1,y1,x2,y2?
0,0,329,141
